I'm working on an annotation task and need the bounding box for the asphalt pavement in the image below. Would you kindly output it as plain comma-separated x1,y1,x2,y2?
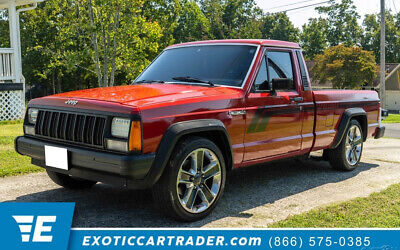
384,123,400,139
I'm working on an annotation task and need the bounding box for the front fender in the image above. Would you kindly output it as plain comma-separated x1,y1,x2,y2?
145,119,233,186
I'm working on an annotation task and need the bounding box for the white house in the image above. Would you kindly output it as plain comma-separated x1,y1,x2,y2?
0,0,43,121
379,64,400,112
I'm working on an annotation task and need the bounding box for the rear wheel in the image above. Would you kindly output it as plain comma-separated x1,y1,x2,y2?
152,137,226,221
46,170,97,189
327,119,364,171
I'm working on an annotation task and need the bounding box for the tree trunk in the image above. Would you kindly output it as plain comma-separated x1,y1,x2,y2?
56,74,62,93
88,0,103,87
110,5,120,87
52,71,56,94
102,25,109,87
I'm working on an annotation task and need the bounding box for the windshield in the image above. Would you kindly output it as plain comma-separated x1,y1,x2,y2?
135,45,258,87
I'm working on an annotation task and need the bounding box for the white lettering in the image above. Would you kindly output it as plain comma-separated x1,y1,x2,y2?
32,216,56,242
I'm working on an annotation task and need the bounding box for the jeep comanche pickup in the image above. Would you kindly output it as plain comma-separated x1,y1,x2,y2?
15,39,385,221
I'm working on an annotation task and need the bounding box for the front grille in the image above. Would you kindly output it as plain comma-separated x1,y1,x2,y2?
34,110,106,147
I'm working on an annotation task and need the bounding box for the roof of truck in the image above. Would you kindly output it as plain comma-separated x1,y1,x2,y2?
167,39,300,49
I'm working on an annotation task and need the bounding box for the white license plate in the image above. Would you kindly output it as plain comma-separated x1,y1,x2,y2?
44,145,69,170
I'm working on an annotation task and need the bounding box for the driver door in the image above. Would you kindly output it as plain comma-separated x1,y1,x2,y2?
243,48,304,161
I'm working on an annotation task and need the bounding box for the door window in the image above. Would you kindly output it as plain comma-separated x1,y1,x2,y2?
253,50,296,91
267,51,295,90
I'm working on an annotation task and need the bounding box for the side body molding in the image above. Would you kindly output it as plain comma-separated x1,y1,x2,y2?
330,108,368,149
146,119,233,186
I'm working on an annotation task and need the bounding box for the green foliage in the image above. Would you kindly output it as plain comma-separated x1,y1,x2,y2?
199,0,263,39
272,183,400,227
301,18,328,60
361,11,400,64
3,0,398,95
262,12,299,42
0,123,42,177
221,0,263,38
19,0,163,92
173,0,211,42
0,10,9,47
383,114,400,124
316,0,362,46
15,0,272,93
312,45,377,89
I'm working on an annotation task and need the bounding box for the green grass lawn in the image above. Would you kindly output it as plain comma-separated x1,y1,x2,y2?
382,114,400,123
0,120,42,177
272,183,400,228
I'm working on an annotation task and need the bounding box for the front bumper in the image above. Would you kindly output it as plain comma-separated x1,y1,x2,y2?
15,136,156,189
374,126,385,139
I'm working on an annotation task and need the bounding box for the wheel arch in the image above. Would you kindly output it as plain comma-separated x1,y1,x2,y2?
148,119,233,186
330,108,368,149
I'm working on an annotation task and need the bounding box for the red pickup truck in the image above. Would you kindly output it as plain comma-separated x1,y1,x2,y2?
15,39,385,221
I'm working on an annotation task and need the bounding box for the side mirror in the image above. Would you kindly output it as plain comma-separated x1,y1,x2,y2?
272,78,293,91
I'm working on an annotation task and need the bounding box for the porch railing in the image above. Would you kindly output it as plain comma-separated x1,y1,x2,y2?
0,48,14,81
0,48,23,120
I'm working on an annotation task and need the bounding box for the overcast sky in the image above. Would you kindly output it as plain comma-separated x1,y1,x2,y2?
254,0,394,29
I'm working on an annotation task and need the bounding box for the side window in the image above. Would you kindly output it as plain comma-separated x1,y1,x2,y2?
267,51,295,90
254,56,268,91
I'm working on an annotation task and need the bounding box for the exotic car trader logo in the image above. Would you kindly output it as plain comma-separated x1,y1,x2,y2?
65,99,78,105
12,215,56,242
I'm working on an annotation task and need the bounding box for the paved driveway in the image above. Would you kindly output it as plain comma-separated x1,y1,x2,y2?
384,123,400,139
1,138,400,227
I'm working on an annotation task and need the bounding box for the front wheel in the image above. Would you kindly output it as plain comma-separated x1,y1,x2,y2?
327,119,364,171
152,137,226,221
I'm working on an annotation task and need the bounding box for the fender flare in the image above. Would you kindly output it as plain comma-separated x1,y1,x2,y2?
330,108,368,149
145,119,233,186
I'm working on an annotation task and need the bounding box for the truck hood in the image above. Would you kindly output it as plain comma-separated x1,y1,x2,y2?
50,84,239,107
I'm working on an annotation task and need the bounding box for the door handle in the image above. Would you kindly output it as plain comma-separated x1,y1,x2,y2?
290,97,303,102
228,110,246,116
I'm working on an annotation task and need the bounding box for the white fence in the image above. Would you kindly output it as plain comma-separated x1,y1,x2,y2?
0,89,24,120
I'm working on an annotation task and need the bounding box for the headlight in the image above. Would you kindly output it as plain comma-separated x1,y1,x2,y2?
111,117,131,138
28,108,39,124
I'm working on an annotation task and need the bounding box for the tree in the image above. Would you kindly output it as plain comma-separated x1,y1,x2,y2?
20,0,163,90
361,14,380,60
221,0,263,38
0,10,9,47
261,12,299,42
173,0,211,42
142,0,181,48
20,0,74,94
198,0,224,39
300,18,328,60
312,45,377,89
316,0,362,46
362,12,400,64
82,0,163,87
198,0,263,39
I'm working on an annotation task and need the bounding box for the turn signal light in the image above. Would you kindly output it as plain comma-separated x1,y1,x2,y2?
129,121,142,152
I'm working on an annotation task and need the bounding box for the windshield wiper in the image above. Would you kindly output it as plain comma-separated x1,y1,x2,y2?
172,76,214,86
132,80,165,84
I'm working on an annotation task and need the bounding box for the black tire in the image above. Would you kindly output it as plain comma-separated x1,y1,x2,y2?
46,170,97,189
328,119,364,171
152,136,226,222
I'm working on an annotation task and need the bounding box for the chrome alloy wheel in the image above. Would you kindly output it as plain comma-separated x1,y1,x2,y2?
176,148,222,213
345,125,363,166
